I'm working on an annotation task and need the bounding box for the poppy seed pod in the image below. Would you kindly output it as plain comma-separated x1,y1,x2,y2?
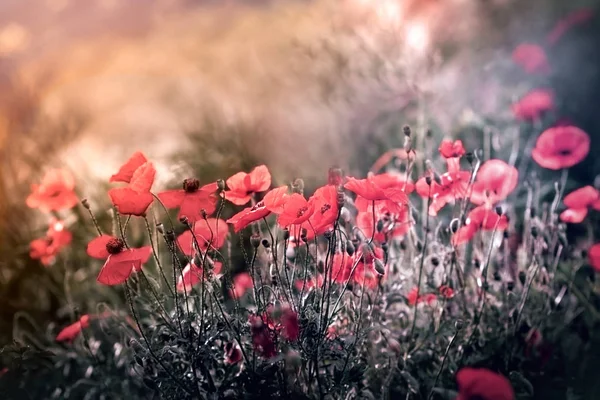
182,178,201,193
261,239,270,248
292,178,304,194
81,198,90,209
374,259,386,275
403,125,411,137
250,234,261,248
156,223,164,235
283,228,290,241
216,179,226,191
495,206,503,216
425,176,433,186
465,152,475,165
179,215,189,225
346,240,355,256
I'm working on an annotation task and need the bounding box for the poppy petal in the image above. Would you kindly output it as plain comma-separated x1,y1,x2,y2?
157,190,186,208
96,256,137,285
86,235,115,259
129,162,156,193
108,188,154,216
110,152,148,183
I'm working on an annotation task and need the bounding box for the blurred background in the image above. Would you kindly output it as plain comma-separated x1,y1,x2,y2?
1,0,599,344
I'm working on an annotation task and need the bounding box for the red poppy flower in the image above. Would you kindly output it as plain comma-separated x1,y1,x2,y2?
532,126,590,170
177,218,228,255
416,170,471,215
278,193,315,228
226,186,288,232
306,185,339,235
439,139,466,159
249,315,277,358
512,43,550,75
471,160,518,206
294,274,324,291
456,368,515,400
511,89,554,121
452,206,509,246
230,272,254,299
108,162,156,216
157,179,218,223
280,306,300,341
87,235,152,285
560,185,600,223
406,288,437,306
224,165,272,205
30,219,73,266
547,8,595,45
109,151,148,183
56,315,91,342
439,285,455,298
26,169,78,212
345,175,410,204
356,202,411,243
589,243,600,272
330,252,354,284
354,173,414,211
177,260,223,292
353,246,385,289
224,342,243,365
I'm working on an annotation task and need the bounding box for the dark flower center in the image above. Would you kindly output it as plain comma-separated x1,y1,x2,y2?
251,201,265,211
106,238,125,254
320,204,331,214
558,149,572,156
183,178,201,193
296,206,309,218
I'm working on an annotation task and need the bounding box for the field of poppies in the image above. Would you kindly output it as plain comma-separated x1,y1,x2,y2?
2,5,600,400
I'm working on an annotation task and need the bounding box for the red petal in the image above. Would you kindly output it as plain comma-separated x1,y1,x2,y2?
247,165,271,193
589,243,600,272
224,191,252,206
109,188,154,216
87,235,115,259
225,172,248,193
56,321,84,342
110,152,148,183
456,368,514,400
563,186,599,209
263,185,289,214
129,162,156,193
560,208,588,224
157,190,186,208
96,255,137,285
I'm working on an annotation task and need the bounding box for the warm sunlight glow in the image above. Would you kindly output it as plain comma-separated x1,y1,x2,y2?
405,22,429,52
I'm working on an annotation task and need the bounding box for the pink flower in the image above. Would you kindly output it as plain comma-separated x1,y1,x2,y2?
26,169,78,212
30,219,72,266
511,89,554,121
471,160,519,206
56,315,91,342
560,186,600,223
87,235,152,285
455,368,514,400
532,126,590,170
512,43,550,75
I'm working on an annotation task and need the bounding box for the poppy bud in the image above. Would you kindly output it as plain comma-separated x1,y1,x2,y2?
328,167,344,186
200,209,208,220
283,228,290,241
531,226,538,238
165,230,176,242
346,240,355,256
529,207,537,218
376,219,385,233
495,206,503,216
425,128,433,139
81,198,90,209
261,239,270,248
217,179,226,192
337,191,345,207
179,215,189,225
403,125,411,137
285,349,302,369
493,271,501,281
374,259,386,275
431,257,440,267
507,281,515,291
425,176,433,186
317,260,325,273
301,234,308,243
250,234,261,248
518,271,526,285
182,178,200,193
292,179,304,194
454,319,464,330
156,223,164,235
465,152,475,164
381,242,388,253
323,229,332,239
503,231,509,239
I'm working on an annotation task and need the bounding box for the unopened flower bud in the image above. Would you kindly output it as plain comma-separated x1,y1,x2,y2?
283,228,290,241
250,234,261,248
200,209,208,220
403,125,411,137
81,198,90,209
465,152,475,165
346,240,355,256
217,179,226,191
156,223,165,235
531,226,539,238
374,259,386,275
165,230,176,242
425,176,433,186
261,239,271,248
376,219,385,233
179,215,189,225
292,179,304,194
495,206,503,216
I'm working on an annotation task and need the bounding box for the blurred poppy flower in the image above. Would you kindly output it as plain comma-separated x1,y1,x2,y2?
280,306,300,341
456,367,515,400
471,160,518,206
177,260,222,292
452,206,509,246
532,126,590,170
108,162,156,216
224,342,243,365
109,151,148,183
439,139,466,159
356,201,411,243
353,245,385,289
416,170,471,216
231,272,254,299
547,8,595,45
589,243,600,272
249,315,277,358
406,287,438,306
278,193,315,228
560,186,600,223
511,89,554,121
177,218,228,255
87,235,152,285
354,173,414,212
330,252,354,284
30,219,73,266
224,165,271,205
157,179,218,223
439,285,455,298
26,169,78,212
295,274,324,292
512,43,550,74
226,186,288,232
56,315,91,342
